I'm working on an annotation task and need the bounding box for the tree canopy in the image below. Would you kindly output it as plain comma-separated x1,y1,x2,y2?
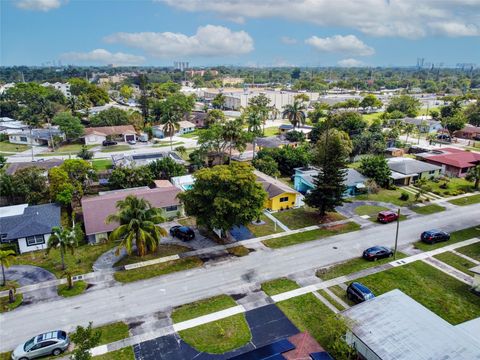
52,112,84,141
386,95,421,117
89,107,130,127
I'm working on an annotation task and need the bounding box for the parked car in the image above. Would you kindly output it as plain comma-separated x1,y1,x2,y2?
102,140,118,146
169,226,195,241
436,134,451,142
12,331,69,360
377,210,399,223
362,246,393,261
420,229,450,244
127,140,137,145
346,282,375,304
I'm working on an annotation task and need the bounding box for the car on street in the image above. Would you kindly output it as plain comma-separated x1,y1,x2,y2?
102,140,118,146
436,134,451,142
362,246,394,261
127,140,137,145
420,229,450,244
11,330,69,360
169,226,195,241
346,282,375,304
377,210,399,223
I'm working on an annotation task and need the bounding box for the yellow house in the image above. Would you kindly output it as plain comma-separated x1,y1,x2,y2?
254,170,300,211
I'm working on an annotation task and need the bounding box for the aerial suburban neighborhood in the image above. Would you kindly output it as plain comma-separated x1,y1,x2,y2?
1,1,480,360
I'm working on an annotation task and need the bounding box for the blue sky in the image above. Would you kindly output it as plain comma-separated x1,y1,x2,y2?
2,0,480,67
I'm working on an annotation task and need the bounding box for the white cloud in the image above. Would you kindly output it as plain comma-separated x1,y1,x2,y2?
305,35,374,56
338,58,364,67
61,49,145,65
160,0,480,38
104,25,254,58
280,36,297,45
15,0,65,11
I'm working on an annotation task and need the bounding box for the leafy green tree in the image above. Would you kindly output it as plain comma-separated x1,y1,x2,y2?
47,226,77,270
48,167,78,208
386,95,421,117
249,94,271,134
70,322,101,360
212,93,226,109
77,145,94,160
466,164,480,189
108,165,153,189
252,156,280,177
178,163,267,239
245,109,263,159
119,85,134,100
0,155,6,169
440,98,462,118
285,130,306,142
359,156,391,188
69,78,109,106
332,112,367,136
128,111,144,131
222,118,249,164
441,112,467,137
360,94,382,109
151,81,181,99
52,112,85,142
107,195,167,256
403,123,417,144
464,102,480,126
0,250,16,287
148,158,186,180
256,144,312,176
305,129,352,216
308,103,329,123
11,167,48,204
205,109,226,127
89,108,130,127
282,100,306,129
429,109,440,119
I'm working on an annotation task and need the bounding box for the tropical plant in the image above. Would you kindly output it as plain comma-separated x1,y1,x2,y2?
47,226,78,270
246,110,263,159
466,164,480,189
77,145,94,160
161,112,181,150
70,322,101,360
107,195,167,257
0,249,16,287
282,100,306,129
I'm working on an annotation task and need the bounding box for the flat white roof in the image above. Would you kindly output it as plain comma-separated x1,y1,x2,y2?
0,204,28,218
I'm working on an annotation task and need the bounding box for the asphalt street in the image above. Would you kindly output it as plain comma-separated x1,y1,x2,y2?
1,203,479,352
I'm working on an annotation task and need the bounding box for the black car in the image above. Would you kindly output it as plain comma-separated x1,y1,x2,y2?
421,229,450,244
346,282,375,304
102,140,118,146
170,226,195,241
362,246,393,261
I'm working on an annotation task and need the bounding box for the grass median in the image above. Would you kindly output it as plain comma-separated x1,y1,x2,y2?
272,208,346,230
449,194,480,206
411,203,446,215
172,295,237,323
113,257,203,283
94,347,135,360
58,280,87,297
433,252,476,276
114,244,191,268
262,222,360,249
0,293,23,313
456,243,480,262
261,278,300,296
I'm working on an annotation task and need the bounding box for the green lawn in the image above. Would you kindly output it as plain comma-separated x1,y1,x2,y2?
48,143,95,155
357,260,480,324
318,290,344,311
153,141,184,147
14,241,118,278
263,222,360,248
227,246,250,257
449,194,480,206
0,293,23,313
433,252,476,276
58,280,87,297
172,295,237,323
317,252,406,281
0,280,19,292
246,214,284,237
91,159,113,171
456,243,480,262
353,188,416,207
414,225,480,251
411,203,446,215
418,178,475,197
94,347,134,360
261,278,300,296
0,141,29,152
100,145,132,153
329,285,355,307
178,314,251,354
262,127,279,137
97,322,130,346
276,293,353,359
113,257,203,283
113,244,191,267
362,112,382,124
179,130,198,138
272,207,346,230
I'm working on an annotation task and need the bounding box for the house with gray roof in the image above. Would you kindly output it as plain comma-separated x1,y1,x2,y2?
387,157,442,185
0,203,61,254
8,128,65,146
397,117,443,133
293,167,367,197
343,289,480,360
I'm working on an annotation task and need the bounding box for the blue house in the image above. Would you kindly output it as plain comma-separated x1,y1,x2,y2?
294,167,367,197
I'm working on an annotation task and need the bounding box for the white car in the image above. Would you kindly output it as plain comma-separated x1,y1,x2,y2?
11,331,69,360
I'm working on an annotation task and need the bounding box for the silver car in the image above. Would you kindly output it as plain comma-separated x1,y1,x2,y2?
11,331,69,360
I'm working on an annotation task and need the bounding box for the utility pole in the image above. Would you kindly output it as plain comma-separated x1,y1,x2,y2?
393,208,401,259
30,127,34,162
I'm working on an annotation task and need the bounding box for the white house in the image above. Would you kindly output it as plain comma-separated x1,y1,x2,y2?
8,128,65,146
0,203,61,254
41,82,71,98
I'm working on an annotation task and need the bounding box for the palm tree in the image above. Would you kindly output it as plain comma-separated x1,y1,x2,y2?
0,250,15,287
161,111,181,150
47,227,77,270
282,100,306,129
68,96,78,116
466,164,480,190
107,195,167,257
404,123,417,144
223,119,247,164
247,111,263,160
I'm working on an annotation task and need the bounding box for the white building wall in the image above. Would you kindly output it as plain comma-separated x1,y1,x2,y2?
84,134,106,145
17,234,50,254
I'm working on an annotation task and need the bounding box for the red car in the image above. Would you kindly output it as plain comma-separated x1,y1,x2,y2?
377,210,399,223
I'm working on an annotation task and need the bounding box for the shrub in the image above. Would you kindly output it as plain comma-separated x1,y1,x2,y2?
439,182,449,189
399,192,410,201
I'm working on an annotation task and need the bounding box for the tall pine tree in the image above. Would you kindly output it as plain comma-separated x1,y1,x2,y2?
305,128,352,216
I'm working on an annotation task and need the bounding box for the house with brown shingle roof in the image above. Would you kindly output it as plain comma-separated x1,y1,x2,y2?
83,125,137,145
81,186,182,243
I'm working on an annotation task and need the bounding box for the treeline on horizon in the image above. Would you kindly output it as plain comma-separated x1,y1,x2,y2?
1,65,479,93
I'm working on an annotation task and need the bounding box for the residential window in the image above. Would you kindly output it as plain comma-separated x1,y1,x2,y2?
20,136,28,142
165,205,178,212
429,170,436,174
0,234,7,243
279,196,289,203
26,235,45,246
